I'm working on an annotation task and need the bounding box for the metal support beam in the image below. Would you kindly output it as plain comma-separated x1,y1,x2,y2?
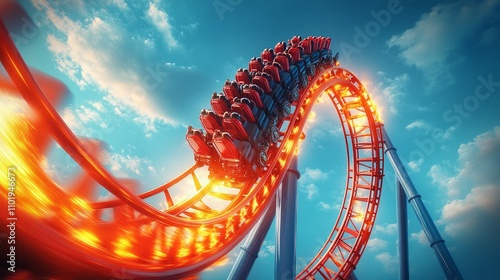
275,156,299,280
396,179,409,280
382,127,463,280
228,197,277,280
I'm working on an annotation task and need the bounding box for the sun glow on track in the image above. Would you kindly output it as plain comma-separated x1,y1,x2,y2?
294,136,304,156
114,236,138,259
72,229,100,248
178,231,195,258
212,181,226,193
359,79,384,123
0,100,59,220
153,238,167,260
352,201,367,223
207,255,230,270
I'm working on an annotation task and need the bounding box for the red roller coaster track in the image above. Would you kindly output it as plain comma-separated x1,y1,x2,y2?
0,14,384,279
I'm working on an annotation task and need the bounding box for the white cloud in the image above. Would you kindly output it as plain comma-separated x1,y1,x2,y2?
411,230,427,245
265,244,275,254
378,73,408,116
374,223,397,235
415,105,432,112
99,122,108,129
429,167,454,195
76,105,101,124
113,105,125,117
133,116,159,138
430,126,500,198
318,201,333,211
302,96,347,142
442,185,499,236
404,120,456,172
375,252,398,272
180,22,199,35
89,101,106,112
298,168,328,200
60,107,82,132
408,158,423,172
435,126,455,140
428,126,500,277
146,1,179,50
41,160,70,182
59,105,112,136
303,168,329,181
455,127,500,182
109,0,128,10
406,120,431,132
33,0,186,136
406,120,455,140
428,164,444,182
387,0,500,90
147,165,156,175
368,237,388,251
50,17,169,118
300,183,318,200
105,151,156,177
362,72,408,120
258,240,275,257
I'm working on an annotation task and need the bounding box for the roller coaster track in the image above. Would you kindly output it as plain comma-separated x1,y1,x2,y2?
0,14,384,279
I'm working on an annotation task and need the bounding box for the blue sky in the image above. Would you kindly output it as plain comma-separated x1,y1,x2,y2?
6,0,500,279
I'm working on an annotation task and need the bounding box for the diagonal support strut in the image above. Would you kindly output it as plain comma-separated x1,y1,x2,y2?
382,127,463,280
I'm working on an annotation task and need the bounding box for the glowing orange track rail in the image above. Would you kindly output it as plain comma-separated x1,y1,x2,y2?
0,16,384,279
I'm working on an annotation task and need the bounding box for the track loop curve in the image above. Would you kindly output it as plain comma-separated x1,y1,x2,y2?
0,25,383,279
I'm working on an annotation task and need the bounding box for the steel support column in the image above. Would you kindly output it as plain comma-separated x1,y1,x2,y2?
396,179,409,280
275,156,299,280
382,127,463,280
228,197,277,280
